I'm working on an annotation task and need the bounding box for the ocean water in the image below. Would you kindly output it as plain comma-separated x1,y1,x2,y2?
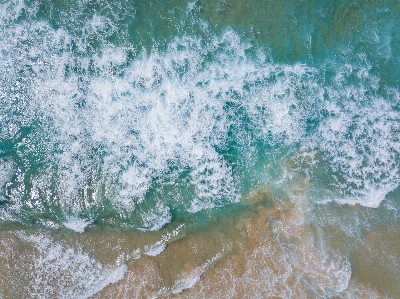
0,0,400,298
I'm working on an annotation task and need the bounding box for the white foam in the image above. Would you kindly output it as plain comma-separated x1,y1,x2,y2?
3,8,305,222
316,93,400,207
0,0,26,24
144,243,166,257
143,224,184,257
2,0,399,227
171,251,223,294
4,25,249,220
17,232,126,299
95,46,128,67
171,274,201,294
116,249,141,265
63,217,94,233
138,203,172,231
325,182,399,208
0,160,13,196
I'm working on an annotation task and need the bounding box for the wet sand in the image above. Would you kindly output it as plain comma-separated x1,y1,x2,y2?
92,185,396,299
1,184,398,298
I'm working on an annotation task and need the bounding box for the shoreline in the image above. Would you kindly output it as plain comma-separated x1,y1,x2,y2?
1,185,399,298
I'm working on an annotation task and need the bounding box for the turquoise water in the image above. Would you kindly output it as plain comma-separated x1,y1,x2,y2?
1,0,400,297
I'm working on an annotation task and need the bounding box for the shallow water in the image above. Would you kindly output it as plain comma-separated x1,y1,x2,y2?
1,0,400,298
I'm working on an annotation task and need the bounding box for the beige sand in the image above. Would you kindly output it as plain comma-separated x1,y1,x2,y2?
92,184,389,299
0,183,396,298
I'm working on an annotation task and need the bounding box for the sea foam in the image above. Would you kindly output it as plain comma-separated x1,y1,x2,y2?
1,0,399,230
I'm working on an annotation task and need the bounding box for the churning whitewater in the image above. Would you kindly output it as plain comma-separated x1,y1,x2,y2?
1,0,400,298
